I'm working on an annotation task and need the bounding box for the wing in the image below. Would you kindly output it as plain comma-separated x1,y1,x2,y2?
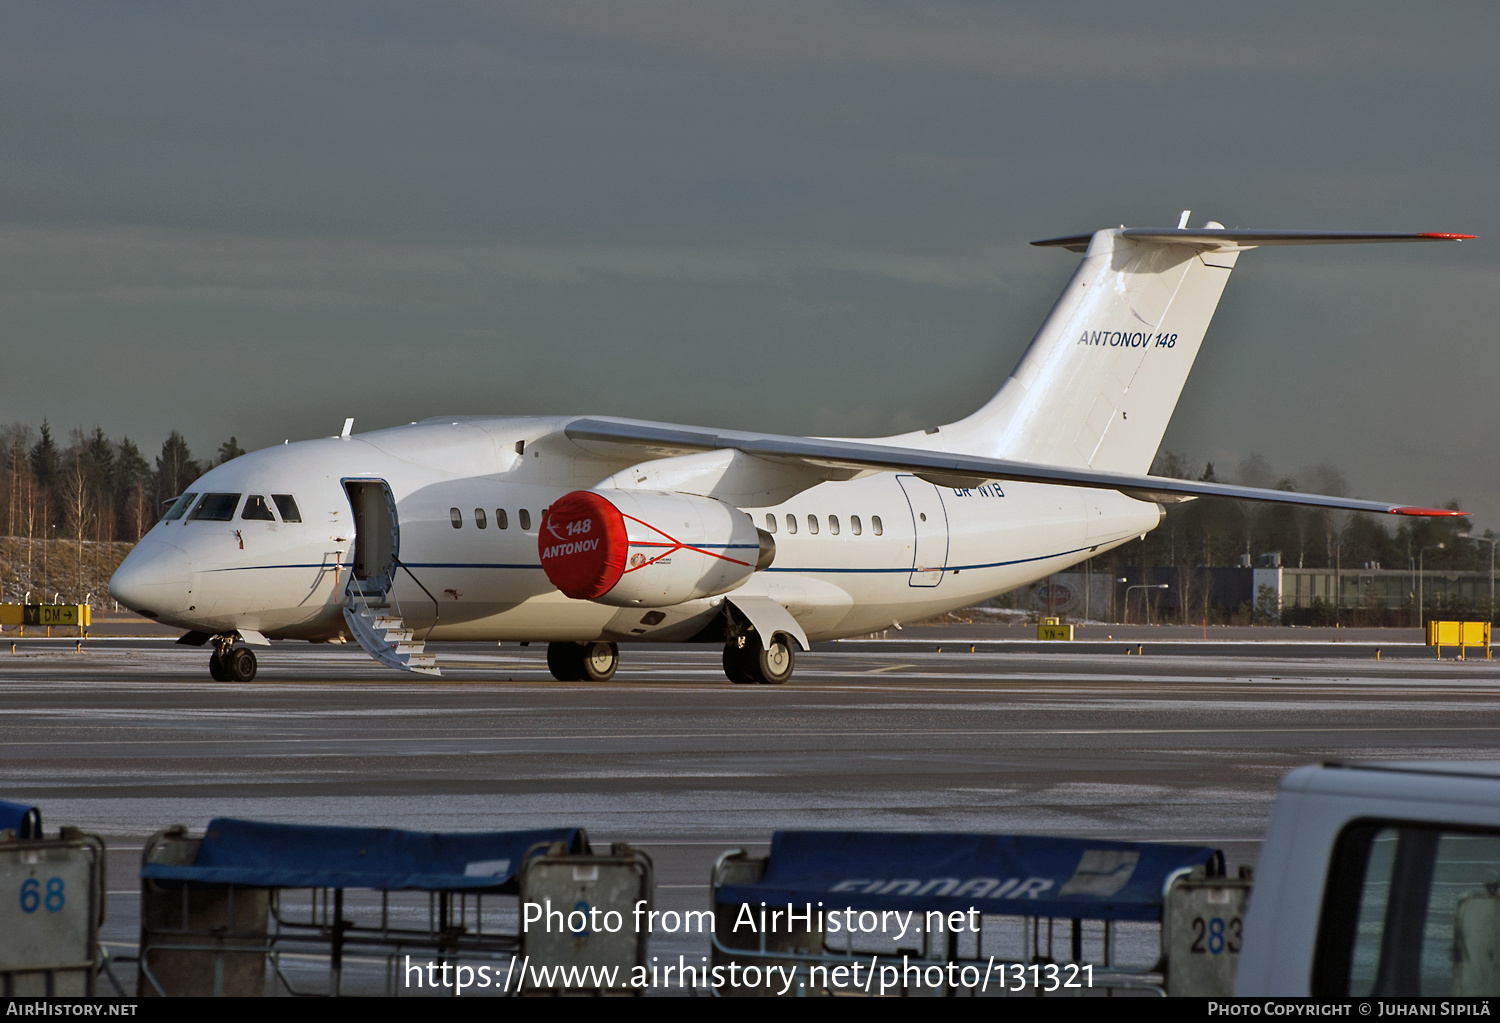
1031,228,1474,253
565,417,1461,517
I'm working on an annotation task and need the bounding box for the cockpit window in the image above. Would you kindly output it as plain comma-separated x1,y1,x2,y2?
242,495,276,521
271,495,301,523
189,493,241,521
162,493,198,522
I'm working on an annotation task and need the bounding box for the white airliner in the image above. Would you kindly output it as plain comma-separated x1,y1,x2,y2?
109,218,1469,684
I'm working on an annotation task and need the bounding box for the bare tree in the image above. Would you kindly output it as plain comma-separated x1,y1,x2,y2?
1301,464,1349,568
1176,565,1199,626
62,458,91,601
39,491,48,596
1234,455,1278,562
1,423,36,538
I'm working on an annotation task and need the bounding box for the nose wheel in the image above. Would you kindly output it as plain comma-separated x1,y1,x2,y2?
209,641,258,682
723,633,795,684
546,641,618,682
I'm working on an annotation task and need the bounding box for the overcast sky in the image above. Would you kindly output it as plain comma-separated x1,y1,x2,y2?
4,2,1497,524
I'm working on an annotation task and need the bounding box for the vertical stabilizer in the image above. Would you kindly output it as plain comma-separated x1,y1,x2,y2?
942,226,1237,474
940,224,1469,474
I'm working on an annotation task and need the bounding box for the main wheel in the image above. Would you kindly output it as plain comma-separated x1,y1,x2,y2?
225,646,257,682
579,642,618,682
754,634,795,684
546,641,583,681
723,634,795,685
208,649,229,681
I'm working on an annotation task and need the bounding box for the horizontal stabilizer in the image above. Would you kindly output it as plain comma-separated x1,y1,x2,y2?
565,417,1463,518
1033,228,1473,253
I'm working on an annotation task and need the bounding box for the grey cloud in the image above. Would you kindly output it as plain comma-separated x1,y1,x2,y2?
498,2,1497,82
0,225,1025,297
1,2,1496,525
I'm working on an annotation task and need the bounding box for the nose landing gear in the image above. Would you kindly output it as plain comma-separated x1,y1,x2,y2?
208,637,258,682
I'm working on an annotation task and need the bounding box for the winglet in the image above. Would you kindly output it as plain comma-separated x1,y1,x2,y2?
1392,506,1467,517
1030,233,1093,252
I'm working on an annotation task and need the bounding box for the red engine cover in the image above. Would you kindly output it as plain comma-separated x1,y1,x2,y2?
538,491,629,599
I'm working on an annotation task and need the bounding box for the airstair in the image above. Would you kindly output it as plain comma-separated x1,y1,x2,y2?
343,602,440,676
340,478,440,676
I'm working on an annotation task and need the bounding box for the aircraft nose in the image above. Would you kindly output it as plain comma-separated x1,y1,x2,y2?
109,538,191,618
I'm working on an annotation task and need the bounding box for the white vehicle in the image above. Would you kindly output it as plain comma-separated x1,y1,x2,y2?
108,218,1469,683
1236,761,1500,997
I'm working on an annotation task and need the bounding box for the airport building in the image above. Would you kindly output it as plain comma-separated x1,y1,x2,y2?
1005,558,1497,624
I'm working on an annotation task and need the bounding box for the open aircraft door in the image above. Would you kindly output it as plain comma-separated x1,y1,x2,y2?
897,476,950,588
343,480,399,601
340,480,440,674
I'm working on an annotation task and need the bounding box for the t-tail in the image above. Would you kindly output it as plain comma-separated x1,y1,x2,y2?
941,216,1472,474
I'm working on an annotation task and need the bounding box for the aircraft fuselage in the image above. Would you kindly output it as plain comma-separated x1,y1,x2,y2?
111,415,1160,645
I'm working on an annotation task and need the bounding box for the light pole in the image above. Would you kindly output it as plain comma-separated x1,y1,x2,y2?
1418,543,1445,627
1334,541,1341,628
1112,577,1127,623
1125,583,1169,625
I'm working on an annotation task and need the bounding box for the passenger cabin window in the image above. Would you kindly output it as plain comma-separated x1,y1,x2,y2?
1316,822,1500,997
519,509,531,530
241,495,276,521
851,514,862,535
496,509,508,529
271,494,301,522
765,513,777,533
474,508,487,529
162,493,198,522
872,515,883,536
807,514,819,535
189,493,241,521
828,515,840,535
785,514,797,535
450,508,463,528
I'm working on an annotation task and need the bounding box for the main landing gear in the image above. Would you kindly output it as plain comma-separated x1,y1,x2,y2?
208,637,258,682
723,633,795,685
540,633,796,684
547,641,619,682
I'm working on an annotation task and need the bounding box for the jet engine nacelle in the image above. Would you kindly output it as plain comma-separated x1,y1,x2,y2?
539,489,772,607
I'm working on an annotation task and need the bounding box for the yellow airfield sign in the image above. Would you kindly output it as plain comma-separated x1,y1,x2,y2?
1426,620,1490,659
0,604,92,627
